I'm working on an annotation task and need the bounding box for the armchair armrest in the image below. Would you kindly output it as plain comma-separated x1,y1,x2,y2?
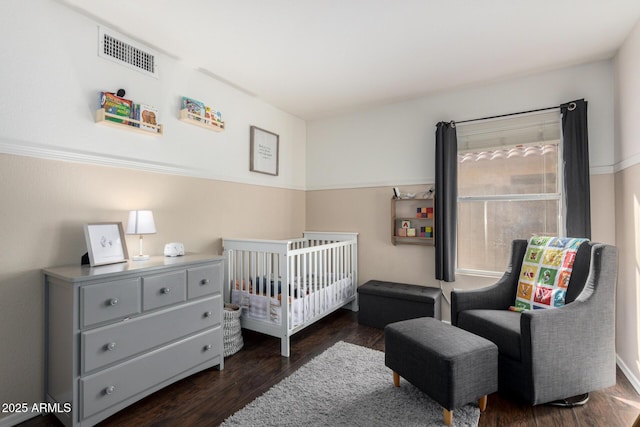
451,239,528,325
519,243,618,404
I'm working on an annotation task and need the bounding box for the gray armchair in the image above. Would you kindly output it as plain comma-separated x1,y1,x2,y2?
451,239,618,405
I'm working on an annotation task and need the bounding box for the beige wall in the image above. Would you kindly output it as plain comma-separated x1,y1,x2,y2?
0,153,305,420
306,185,436,286
0,127,622,425
613,16,640,390
306,175,616,322
615,164,640,385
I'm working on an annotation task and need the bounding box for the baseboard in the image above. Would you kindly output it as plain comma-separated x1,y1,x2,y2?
617,354,640,395
0,411,40,427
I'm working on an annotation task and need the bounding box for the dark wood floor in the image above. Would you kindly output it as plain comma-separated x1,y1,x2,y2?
22,310,640,427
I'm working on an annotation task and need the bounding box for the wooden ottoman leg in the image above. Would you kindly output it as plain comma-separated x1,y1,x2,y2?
443,408,453,426
393,371,400,387
478,395,488,411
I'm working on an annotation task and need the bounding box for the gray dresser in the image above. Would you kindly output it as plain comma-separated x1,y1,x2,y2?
43,254,224,427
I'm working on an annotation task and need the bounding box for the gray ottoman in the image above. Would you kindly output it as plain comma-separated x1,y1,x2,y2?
385,317,498,426
358,280,441,328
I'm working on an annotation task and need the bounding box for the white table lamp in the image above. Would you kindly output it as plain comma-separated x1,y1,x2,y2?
126,210,156,261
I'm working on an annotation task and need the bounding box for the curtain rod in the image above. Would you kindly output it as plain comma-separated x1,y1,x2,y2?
454,104,565,126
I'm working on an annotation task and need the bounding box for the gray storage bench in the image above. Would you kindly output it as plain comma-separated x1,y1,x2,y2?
385,317,498,426
357,280,441,328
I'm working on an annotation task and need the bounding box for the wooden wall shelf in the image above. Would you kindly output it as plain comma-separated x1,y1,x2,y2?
391,197,435,246
179,109,225,132
95,109,163,135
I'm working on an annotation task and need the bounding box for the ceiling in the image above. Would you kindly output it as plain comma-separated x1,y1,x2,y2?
59,0,640,120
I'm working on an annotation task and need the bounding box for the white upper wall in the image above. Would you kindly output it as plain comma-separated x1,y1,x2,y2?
306,61,615,190
0,0,306,190
0,0,623,193
615,17,640,166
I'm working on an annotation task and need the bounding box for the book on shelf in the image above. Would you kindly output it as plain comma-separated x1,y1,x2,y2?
131,103,139,128
182,96,205,121
100,92,132,125
205,106,223,125
139,104,158,132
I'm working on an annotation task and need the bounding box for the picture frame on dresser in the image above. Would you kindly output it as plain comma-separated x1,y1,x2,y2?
249,125,279,176
83,222,129,266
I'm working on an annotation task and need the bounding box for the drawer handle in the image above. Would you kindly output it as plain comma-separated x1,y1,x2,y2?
161,287,171,294
108,298,119,306
204,311,212,318
104,386,115,396
204,344,212,352
200,279,210,286
106,342,117,351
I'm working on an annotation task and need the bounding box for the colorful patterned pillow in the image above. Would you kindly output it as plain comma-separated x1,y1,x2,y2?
511,236,588,311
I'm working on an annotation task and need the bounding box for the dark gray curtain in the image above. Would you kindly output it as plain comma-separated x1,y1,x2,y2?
561,99,591,239
435,122,457,282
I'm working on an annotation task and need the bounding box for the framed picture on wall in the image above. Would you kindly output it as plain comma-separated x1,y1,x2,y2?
83,222,129,266
250,125,279,176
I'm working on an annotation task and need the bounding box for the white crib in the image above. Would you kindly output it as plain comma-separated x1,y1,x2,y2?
223,231,358,357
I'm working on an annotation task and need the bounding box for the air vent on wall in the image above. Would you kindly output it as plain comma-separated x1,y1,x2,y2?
98,26,159,78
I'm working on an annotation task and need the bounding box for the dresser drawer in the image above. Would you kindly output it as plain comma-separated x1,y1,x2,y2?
81,296,221,373
142,270,187,311
81,278,141,328
80,327,221,420
187,263,221,299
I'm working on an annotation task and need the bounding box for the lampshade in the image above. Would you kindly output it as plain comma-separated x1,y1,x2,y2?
126,210,156,235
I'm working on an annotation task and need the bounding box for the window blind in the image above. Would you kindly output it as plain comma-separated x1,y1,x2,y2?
456,110,561,154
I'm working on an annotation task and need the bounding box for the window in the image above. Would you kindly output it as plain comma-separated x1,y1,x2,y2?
456,111,562,274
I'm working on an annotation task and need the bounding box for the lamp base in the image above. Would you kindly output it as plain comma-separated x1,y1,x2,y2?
132,254,150,261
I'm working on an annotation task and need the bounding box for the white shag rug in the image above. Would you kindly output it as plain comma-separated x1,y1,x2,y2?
221,341,480,427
